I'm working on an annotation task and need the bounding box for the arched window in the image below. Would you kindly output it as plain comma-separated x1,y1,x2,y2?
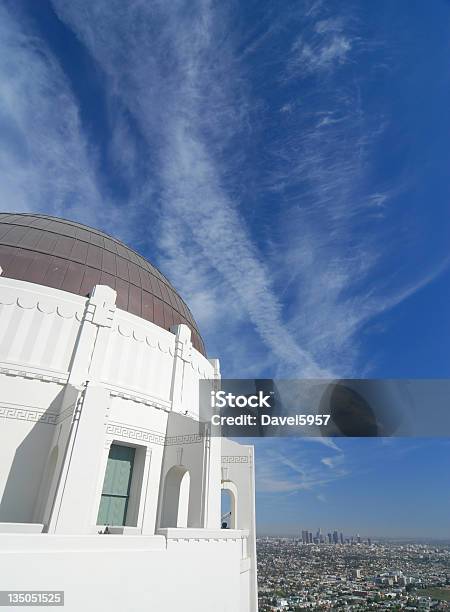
221,481,238,529
160,466,190,528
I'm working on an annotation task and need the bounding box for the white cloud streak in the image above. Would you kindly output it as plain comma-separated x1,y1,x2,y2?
1,0,445,380
50,0,330,376
267,3,449,375
256,444,348,494
0,4,120,230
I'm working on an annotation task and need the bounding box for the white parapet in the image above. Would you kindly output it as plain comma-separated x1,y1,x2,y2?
0,522,44,534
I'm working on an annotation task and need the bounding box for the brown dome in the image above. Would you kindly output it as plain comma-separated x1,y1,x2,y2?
0,213,205,355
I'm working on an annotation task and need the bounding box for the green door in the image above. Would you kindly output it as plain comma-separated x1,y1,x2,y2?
97,444,135,526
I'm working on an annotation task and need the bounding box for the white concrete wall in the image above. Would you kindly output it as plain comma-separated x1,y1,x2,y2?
0,277,215,530
221,439,258,612
101,310,175,403
0,276,258,611
0,279,83,374
0,532,247,612
0,371,71,523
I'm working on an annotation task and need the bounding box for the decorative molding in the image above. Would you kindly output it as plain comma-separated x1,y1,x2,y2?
0,400,76,427
0,362,68,385
0,290,84,321
158,339,170,354
221,455,250,464
0,407,252,464
0,405,57,425
171,324,192,363
84,285,116,328
106,422,166,446
84,302,115,327
115,321,174,356
157,528,249,542
72,391,85,423
105,421,205,448
145,334,158,348
188,354,211,379
107,387,171,412
166,433,203,446
168,536,233,543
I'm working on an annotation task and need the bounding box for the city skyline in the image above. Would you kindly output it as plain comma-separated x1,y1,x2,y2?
254,437,450,539
257,538,450,609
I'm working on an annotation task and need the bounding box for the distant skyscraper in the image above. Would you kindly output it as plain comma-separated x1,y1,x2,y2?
340,532,344,544
333,530,339,544
327,533,332,544
308,531,313,544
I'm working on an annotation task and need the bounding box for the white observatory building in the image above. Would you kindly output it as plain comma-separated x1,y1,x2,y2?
0,213,257,612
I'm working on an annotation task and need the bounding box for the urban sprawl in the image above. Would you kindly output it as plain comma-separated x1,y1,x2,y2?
257,533,450,611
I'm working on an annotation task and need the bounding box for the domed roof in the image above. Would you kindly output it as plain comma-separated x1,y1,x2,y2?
0,213,205,355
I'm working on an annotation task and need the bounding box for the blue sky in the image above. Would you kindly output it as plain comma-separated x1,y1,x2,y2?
1,0,449,537
255,437,450,539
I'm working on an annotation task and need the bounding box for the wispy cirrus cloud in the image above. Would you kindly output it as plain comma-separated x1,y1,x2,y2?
288,18,352,76
302,437,342,452
0,3,125,233
321,455,345,470
265,1,449,375
50,0,330,376
1,0,446,382
256,443,349,494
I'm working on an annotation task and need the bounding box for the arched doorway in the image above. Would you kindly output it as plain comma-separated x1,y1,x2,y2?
221,481,237,529
161,466,190,528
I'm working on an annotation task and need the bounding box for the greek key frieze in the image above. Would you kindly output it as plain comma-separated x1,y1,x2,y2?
221,455,250,464
105,422,205,447
105,422,166,446
0,406,58,425
165,433,204,446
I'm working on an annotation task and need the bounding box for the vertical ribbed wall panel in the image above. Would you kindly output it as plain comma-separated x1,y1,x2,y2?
0,281,83,374
27,309,56,369
44,315,66,371
104,331,120,383
0,303,20,362
61,317,82,372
